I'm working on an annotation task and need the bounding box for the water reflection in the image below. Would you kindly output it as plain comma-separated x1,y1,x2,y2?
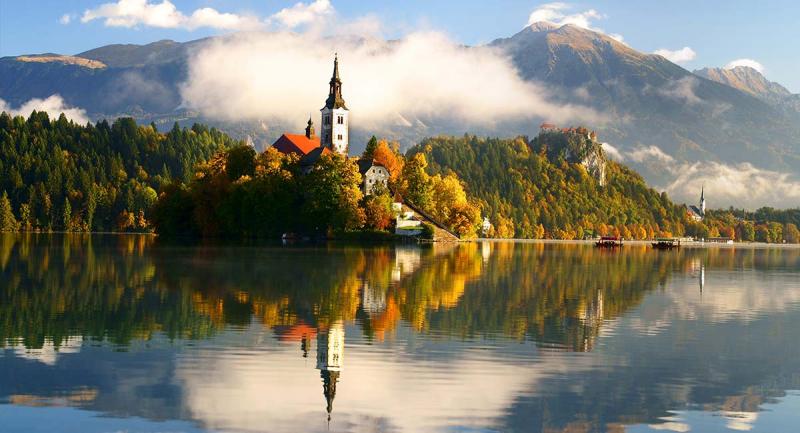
1,234,799,432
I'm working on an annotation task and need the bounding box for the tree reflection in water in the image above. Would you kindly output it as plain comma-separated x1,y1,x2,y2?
1,234,799,433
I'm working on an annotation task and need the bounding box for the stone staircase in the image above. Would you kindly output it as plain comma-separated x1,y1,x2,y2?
400,201,460,242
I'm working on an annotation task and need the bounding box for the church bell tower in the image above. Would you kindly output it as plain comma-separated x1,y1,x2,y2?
320,54,349,155
700,185,706,216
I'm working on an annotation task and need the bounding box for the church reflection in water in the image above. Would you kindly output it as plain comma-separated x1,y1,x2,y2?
317,321,344,421
2,234,800,433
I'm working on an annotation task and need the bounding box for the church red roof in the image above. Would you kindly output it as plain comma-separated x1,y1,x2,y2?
272,133,322,156
273,323,317,342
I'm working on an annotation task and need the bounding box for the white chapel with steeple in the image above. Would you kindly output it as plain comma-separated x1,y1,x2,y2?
271,55,350,160
320,54,349,155
688,186,706,221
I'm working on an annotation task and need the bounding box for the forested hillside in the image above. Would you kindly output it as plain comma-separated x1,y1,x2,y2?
0,112,236,231
409,134,689,239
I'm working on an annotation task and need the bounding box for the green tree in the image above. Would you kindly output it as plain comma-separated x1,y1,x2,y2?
738,221,755,242
19,203,31,231
62,200,72,231
151,184,198,237
401,153,433,210
302,154,365,233
363,187,394,231
226,145,257,181
785,223,800,244
0,191,19,232
755,225,771,243
363,136,379,160
768,222,784,243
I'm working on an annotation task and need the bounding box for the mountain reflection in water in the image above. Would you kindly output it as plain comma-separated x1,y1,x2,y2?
1,234,799,433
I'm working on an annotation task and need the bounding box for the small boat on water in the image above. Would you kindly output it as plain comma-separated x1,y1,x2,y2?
652,238,680,249
595,236,623,248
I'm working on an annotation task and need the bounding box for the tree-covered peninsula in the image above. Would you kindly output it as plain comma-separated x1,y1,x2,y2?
410,130,688,239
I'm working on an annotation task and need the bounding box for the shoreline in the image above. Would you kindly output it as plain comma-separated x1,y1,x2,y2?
2,232,798,248
476,238,800,249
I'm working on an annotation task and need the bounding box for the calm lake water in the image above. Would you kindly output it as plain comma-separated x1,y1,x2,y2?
1,234,800,433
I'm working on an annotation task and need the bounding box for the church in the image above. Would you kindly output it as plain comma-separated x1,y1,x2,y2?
271,55,350,158
271,55,389,195
687,187,706,221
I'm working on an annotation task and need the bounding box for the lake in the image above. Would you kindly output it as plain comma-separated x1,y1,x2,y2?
1,234,799,433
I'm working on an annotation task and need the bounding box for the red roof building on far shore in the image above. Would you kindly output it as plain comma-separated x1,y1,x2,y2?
540,122,557,130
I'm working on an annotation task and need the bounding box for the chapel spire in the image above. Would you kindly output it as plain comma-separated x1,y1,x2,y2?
325,54,347,110
305,116,315,139
700,185,706,215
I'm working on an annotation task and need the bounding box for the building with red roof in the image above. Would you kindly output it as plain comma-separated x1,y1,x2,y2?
272,118,322,156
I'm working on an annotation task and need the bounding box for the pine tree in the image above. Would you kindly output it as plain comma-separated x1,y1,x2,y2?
363,136,378,160
62,200,72,231
0,191,19,232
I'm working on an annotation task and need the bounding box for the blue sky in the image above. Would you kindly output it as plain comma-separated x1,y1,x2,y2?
1,0,798,91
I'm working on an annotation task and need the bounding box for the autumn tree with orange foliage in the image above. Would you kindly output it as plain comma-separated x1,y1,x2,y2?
370,139,404,184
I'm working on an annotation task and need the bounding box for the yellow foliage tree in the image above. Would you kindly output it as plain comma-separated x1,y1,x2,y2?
495,215,516,238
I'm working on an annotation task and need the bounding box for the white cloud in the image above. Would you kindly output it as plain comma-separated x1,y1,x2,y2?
0,95,89,124
654,47,696,64
601,142,623,161
176,323,606,433
648,421,691,432
664,161,800,208
59,13,74,25
81,0,262,31
527,2,623,42
654,76,702,105
627,145,675,164
725,58,765,74
180,31,599,133
528,2,601,28
268,0,333,29
601,143,800,208
10,336,83,366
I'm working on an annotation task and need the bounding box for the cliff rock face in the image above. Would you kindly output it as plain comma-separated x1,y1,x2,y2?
533,127,607,186
579,146,607,187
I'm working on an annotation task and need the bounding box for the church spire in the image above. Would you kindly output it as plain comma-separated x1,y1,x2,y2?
305,116,315,139
700,185,706,215
332,53,340,81
325,54,347,110
321,369,339,422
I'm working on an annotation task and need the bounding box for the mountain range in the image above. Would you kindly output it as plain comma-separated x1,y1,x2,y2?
694,65,800,113
2,22,800,206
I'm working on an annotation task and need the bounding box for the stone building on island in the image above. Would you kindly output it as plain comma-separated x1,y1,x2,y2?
357,159,389,195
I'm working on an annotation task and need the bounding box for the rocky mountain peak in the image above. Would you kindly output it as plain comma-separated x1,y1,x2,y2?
693,66,791,100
